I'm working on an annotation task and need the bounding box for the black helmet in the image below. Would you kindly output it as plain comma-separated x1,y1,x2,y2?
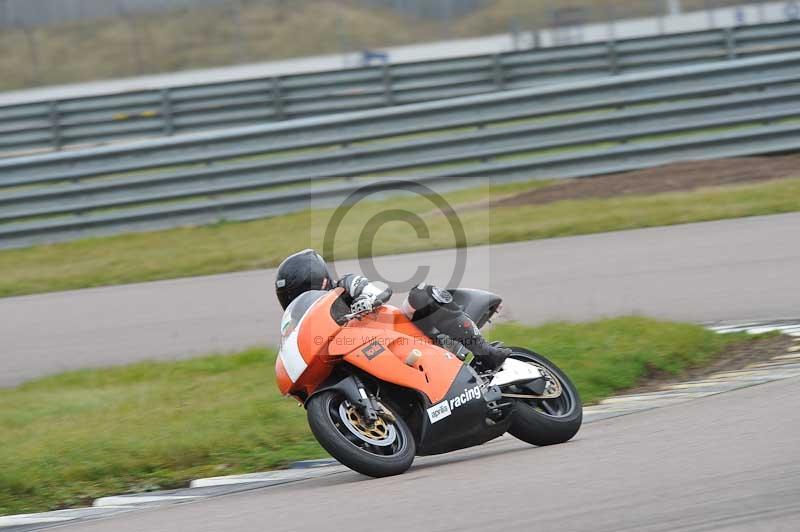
275,249,335,309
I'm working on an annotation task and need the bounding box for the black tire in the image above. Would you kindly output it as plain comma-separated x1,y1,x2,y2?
506,348,583,447
306,390,415,478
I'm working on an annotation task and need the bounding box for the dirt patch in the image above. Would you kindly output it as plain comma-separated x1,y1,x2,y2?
492,154,800,208
624,334,796,396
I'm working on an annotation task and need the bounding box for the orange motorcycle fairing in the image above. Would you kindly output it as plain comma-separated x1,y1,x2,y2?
334,306,463,404
276,289,345,399
277,292,463,405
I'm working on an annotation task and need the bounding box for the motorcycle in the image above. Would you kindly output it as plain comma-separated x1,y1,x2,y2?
275,286,582,477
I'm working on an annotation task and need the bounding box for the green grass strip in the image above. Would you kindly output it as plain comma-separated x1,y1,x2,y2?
1,177,799,298
0,317,748,515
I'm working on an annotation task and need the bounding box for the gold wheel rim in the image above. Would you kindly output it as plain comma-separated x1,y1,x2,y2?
345,405,391,440
337,403,398,447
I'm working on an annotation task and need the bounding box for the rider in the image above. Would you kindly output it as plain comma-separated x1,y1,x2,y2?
275,249,510,370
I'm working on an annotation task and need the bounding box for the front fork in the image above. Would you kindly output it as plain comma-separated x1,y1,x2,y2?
317,374,390,425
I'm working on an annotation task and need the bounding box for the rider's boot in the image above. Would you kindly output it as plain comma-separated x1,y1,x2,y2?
437,312,511,371
405,283,511,370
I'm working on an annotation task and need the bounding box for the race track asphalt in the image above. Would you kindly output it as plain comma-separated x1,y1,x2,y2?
2,212,799,387
53,375,800,532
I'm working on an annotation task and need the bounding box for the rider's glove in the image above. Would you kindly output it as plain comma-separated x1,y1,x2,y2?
350,294,377,316
339,274,393,318
339,274,370,299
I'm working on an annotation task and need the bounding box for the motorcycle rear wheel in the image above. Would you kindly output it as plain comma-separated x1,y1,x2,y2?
306,390,416,478
506,348,583,446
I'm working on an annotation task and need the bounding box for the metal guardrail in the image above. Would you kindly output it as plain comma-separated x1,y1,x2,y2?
2,19,800,158
1,52,800,249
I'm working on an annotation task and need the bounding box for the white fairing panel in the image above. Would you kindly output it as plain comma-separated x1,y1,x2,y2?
278,291,325,383
490,358,545,387
279,311,308,383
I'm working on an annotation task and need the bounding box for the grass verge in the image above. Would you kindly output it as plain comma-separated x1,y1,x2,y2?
2,177,799,299
1,316,750,516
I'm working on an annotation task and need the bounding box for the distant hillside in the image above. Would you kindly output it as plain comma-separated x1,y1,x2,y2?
455,0,747,35
0,0,744,92
1,1,440,91
1,0,487,28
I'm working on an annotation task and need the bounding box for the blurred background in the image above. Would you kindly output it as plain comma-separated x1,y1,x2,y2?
2,0,800,525
0,0,776,91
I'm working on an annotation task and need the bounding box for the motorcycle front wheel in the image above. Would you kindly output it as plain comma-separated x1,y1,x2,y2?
505,348,583,446
306,390,416,478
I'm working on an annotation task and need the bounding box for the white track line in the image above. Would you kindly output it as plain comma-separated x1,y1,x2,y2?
93,496,199,507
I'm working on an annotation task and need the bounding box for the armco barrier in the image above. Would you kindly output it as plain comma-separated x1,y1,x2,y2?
0,53,799,249
2,20,800,157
